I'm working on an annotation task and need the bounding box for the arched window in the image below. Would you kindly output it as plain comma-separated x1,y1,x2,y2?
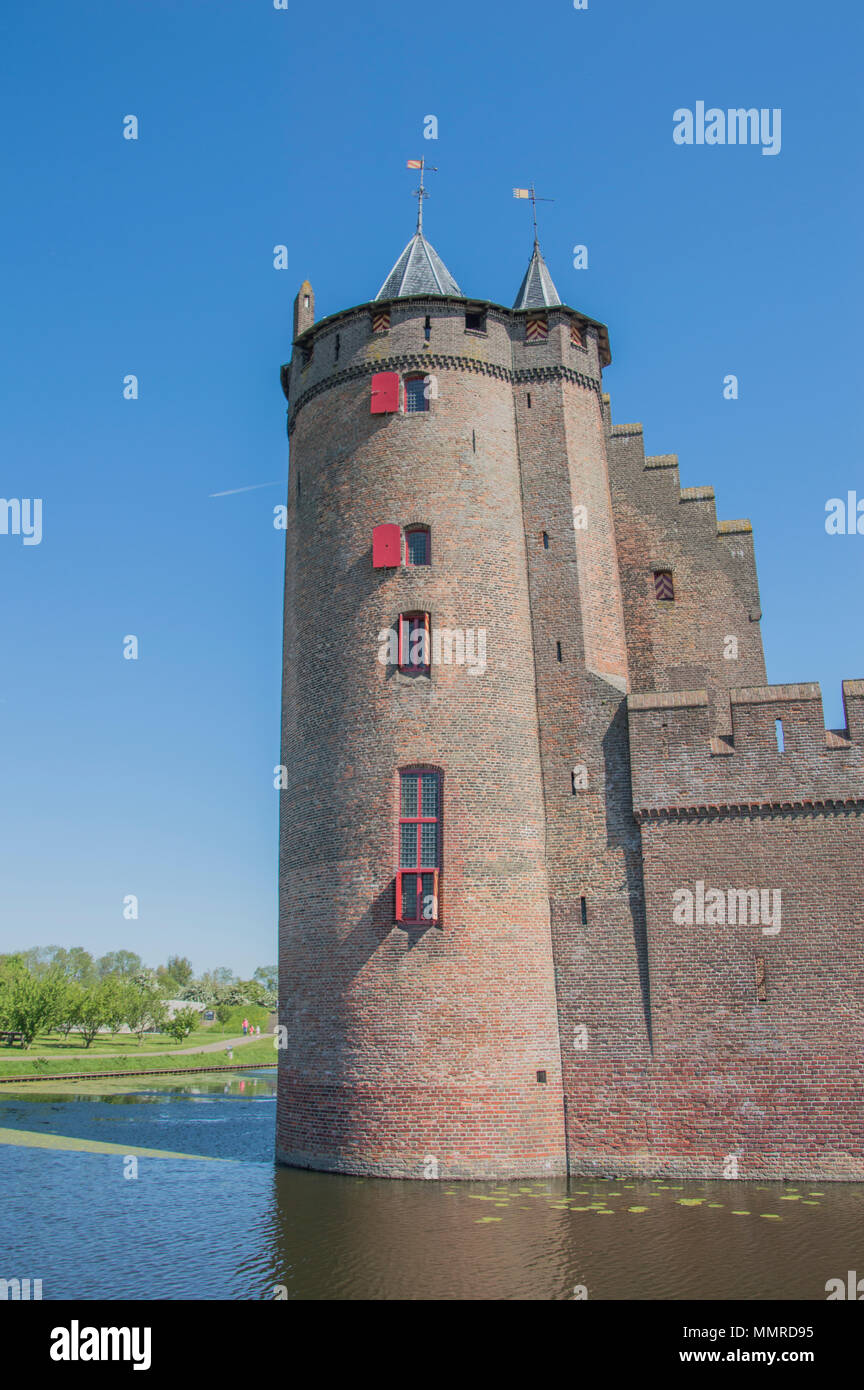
404,375,429,413
397,769,439,924
405,526,431,566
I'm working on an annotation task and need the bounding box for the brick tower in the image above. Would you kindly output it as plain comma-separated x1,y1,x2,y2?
277,215,864,1181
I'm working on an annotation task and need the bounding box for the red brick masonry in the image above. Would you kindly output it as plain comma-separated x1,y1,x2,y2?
276,287,864,1179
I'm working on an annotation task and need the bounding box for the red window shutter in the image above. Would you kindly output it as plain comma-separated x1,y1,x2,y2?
370,371,399,413
395,872,403,921
373,524,401,568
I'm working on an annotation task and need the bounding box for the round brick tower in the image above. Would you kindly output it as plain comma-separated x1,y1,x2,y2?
276,221,617,1179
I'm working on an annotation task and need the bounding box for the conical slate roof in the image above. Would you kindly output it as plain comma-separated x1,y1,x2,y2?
513,243,562,309
375,232,462,300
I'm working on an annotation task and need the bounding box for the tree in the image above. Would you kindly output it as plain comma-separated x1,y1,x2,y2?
54,980,85,1037
73,985,112,1048
96,951,143,980
0,963,65,1048
122,985,166,1043
164,1007,200,1043
165,956,194,988
253,965,277,993
131,967,158,992
99,978,127,1034
155,966,182,998
47,946,97,986
7,946,51,976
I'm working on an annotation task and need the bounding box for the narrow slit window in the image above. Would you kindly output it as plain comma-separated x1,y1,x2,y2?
424,315,431,342
334,333,340,362
526,392,532,408
580,896,588,925
397,770,439,925
775,719,785,752
654,570,675,601
556,641,563,662
542,531,549,549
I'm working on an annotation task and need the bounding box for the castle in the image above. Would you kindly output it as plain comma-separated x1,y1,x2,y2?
276,210,864,1181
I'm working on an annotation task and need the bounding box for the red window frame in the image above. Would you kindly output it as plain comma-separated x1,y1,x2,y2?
398,612,430,673
403,374,430,413
404,526,431,566
397,769,440,925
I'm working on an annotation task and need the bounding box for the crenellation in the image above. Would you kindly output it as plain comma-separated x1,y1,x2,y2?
629,681,864,817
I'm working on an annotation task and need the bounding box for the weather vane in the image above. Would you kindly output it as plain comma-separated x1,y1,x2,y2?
406,157,438,233
513,183,554,246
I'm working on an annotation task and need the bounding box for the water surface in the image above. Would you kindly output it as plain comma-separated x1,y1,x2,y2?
1,1074,860,1300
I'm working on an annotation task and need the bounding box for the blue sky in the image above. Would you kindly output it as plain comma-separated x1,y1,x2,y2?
1,0,861,974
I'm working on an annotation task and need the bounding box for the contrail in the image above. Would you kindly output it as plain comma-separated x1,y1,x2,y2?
209,481,282,498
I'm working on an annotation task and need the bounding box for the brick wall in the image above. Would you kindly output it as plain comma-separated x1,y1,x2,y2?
606,410,766,695
277,285,864,1181
278,298,569,1178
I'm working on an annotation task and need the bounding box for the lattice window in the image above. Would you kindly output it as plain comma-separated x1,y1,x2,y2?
405,527,430,566
404,375,429,413
397,770,440,924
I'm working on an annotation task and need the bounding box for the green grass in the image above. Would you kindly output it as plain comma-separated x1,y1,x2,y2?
0,1035,278,1080
0,1009,272,1063
0,1126,223,1160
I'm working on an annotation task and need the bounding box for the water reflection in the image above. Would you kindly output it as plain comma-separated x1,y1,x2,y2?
0,1083,861,1300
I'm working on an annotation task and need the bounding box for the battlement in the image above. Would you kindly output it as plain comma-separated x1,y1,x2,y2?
628,680,864,817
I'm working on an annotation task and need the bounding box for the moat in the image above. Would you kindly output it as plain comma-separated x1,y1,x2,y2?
0,1072,860,1301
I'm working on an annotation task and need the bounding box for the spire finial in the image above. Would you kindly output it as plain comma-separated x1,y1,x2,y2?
407,158,438,234
513,183,555,248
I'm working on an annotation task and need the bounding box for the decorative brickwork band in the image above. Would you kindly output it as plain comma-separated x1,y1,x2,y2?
635,798,864,822
287,356,602,432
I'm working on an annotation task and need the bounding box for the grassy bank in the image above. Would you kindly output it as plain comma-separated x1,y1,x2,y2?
0,1035,278,1080
0,1005,273,1064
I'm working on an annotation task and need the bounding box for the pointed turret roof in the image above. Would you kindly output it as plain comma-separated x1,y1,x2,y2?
375,231,462,301
512,242,561,310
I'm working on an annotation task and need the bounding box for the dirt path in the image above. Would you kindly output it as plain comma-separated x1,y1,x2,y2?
21,1031,271,1062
